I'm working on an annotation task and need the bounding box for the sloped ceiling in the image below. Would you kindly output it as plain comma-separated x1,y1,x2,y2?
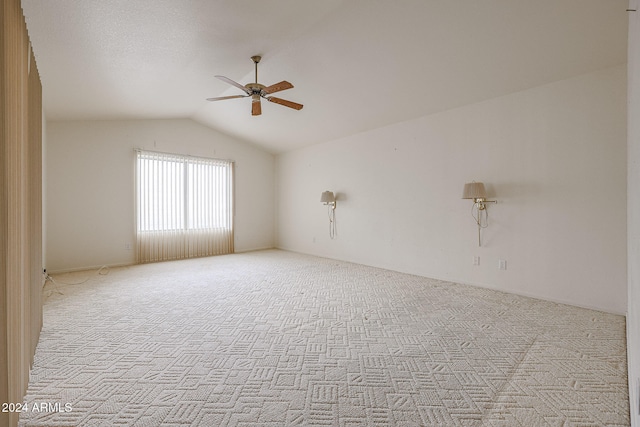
22,0,628,153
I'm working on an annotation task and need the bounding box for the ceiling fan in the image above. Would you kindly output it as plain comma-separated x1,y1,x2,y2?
207,55,303,116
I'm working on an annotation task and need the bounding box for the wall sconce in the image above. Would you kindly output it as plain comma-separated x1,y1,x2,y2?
462,182,496,246
320,191,337,239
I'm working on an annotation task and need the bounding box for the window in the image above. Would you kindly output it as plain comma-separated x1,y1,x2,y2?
135,150,234,263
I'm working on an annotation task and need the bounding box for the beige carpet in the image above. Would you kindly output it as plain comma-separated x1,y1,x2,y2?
19,250,628,426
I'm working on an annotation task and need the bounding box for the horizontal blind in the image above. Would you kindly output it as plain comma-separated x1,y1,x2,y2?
136,150,234,263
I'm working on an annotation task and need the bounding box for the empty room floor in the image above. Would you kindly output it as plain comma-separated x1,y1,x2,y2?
19,250,628,426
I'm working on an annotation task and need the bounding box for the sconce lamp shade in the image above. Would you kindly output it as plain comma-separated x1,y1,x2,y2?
320,191,335,203
462,182,487,199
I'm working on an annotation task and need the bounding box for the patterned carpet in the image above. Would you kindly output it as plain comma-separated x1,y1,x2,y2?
19,250,628,426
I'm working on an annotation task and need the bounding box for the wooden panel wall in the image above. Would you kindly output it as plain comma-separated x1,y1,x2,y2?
28,47,42,365
0,0,43,426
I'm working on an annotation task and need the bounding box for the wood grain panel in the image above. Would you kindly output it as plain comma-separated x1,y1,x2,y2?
1,1,43,425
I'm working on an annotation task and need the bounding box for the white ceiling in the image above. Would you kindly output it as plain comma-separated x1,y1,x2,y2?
22,0,628,153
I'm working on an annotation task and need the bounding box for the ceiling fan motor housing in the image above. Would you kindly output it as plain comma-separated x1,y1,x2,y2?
246,82,267,97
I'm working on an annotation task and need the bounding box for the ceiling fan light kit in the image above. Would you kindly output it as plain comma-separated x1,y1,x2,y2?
207,55,303,116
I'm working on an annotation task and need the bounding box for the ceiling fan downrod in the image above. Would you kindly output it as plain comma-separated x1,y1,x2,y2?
251,55,261,84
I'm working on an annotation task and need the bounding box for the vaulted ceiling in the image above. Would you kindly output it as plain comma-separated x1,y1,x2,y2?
22,0,628,153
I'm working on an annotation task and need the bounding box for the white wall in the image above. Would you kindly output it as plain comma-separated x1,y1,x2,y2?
45,118,275,272
277,65,627,314
628,3,640,424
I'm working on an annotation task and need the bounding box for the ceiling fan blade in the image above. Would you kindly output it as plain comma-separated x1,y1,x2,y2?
263,80,294,95
252,96,262,116
215,75,251,95
206,95,248,102
267,96,303,111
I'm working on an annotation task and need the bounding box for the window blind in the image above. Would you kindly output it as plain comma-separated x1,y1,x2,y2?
135,150,234,263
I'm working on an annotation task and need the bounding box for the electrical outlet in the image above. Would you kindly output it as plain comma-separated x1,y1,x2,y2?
498,259,507,270
125,243,132,251
473,256,480,266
